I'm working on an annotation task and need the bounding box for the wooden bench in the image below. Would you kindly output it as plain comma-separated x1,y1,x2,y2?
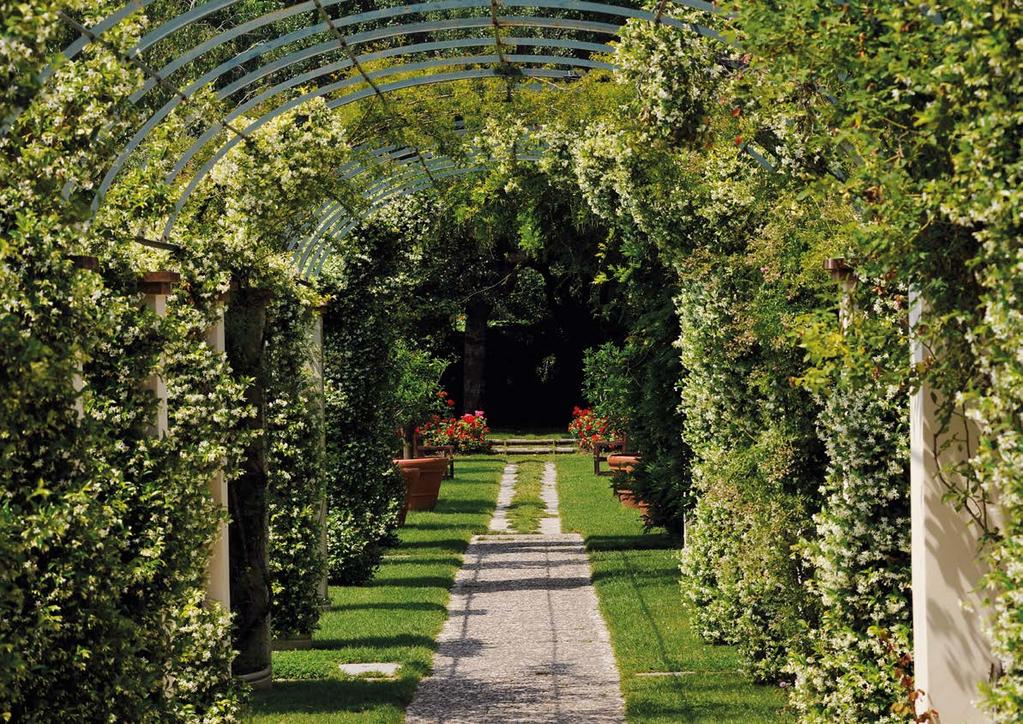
593,438,625,476
417,442,455,479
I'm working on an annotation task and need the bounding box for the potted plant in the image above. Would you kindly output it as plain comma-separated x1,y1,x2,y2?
391,343,450,512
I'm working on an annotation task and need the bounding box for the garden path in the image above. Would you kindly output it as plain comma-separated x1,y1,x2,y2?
406,462,627,723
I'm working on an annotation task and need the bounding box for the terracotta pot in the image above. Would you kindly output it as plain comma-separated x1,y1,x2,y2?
395,457,448,510
395,467,419,525
616,488,650,516
607,454,640,474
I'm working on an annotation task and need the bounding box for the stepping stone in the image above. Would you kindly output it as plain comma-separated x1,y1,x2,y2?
339,662,401,678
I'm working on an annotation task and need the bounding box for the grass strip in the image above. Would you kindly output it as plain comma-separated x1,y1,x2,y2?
507,458,548,533
556,454,792,723
249,455,507,723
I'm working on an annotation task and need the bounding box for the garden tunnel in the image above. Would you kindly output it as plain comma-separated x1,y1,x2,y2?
3,0,1020,722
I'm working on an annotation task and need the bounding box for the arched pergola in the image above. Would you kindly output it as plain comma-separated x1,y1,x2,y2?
7,1,996,718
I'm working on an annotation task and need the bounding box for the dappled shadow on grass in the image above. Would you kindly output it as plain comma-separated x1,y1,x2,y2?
386,537,470,553
250,677,418,717
425,497,496,515
367,575,454,588
582,532,677,552
625,686,790,724
313,633,436,650
329,601,447,614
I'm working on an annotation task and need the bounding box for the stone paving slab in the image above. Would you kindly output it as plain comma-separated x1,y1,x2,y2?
489,464,518,533
407,464,626,724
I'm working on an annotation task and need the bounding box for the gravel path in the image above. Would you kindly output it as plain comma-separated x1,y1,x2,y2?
406,461,626,723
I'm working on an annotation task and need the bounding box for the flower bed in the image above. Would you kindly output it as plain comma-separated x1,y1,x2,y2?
568,406,615,451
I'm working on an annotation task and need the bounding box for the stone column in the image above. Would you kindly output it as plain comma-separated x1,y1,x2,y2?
910,291,998,721
139,271,180,438
824,257,857,328
225,286,273,689
204,296,231,614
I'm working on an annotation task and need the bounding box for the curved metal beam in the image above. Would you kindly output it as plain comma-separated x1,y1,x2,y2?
163,65,582,238
96,28,612,206
60,0,714,74
298,149,544,275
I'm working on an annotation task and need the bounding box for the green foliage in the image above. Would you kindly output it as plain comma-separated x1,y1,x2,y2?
264,290,327,640
391,342,448,434
582,342,632,432
320,231,405,586
1,3,247,716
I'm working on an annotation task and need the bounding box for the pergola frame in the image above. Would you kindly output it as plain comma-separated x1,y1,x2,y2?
37,0,720,262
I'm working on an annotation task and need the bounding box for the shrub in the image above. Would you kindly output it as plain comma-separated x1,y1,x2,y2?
264,290,327,639
320,232,405,585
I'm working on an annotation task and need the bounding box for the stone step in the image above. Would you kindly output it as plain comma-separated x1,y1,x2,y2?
501,446,578,455
498,438,577,446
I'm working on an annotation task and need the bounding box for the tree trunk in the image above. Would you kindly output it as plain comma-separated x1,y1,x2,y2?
402,423,417,460
225,287,273,683
463,298,489,413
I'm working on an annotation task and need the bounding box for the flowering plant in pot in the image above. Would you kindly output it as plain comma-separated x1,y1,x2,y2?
391,343,450,511
419,403,491,453
568,406,615,451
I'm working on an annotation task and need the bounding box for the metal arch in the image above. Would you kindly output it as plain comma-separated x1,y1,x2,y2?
304,154,545,277
96,29,614,208
60,0,715,76
142,0,627,87
147,0,707,183
301,142,546,260
34,0,728,267
299,150,545,275
163,65,583,239
169,53,608,184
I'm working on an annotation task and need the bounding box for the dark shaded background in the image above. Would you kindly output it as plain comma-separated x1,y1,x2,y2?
441,293,615,430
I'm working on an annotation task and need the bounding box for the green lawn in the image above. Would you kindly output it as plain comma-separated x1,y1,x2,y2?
556,454,792,723
507,457,548,533
249,455,506,723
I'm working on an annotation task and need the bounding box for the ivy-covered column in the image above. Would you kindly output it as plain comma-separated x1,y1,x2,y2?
139,271,180,438
204,295,231,614
308,307,329,605
226,286,273,688
69,255,98,419
910,292,997,720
